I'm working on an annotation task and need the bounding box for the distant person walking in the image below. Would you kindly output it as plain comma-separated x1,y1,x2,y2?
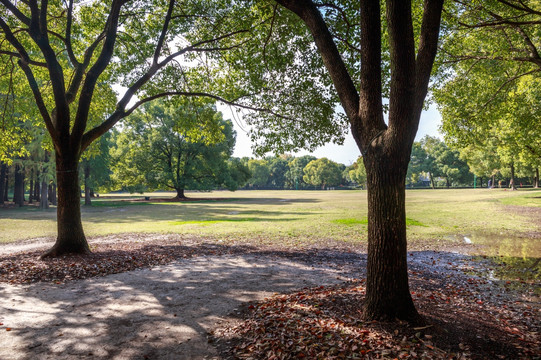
488,179,492,189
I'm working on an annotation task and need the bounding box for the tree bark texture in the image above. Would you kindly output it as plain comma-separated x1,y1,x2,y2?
0,162,6,205
29,169,34,204
35,170,41,202
363,150,421,323
275,0,443,323
41,156,90,258
13,164,24,207
84,163,91,206
39,176,49,210
535,168,539,188
3,168,8,201
49,183,57,205
175,188,186,199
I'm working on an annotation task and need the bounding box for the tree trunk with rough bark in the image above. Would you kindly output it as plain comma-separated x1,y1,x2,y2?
364,151,421,323
0,162,6,205
84,163,91,206
534,168,539,188
174,188,186,199
41,155,90,258
274,0,443,324
3,168,8,202
509,164,516,190
13,164,24,207
29,169,34,204
49,183,57,205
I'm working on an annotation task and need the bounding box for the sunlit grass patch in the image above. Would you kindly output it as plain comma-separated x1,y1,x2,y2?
332,218,368,226
498,192,541,207
169,218,258,226
89,201,152,208
406,218,427,227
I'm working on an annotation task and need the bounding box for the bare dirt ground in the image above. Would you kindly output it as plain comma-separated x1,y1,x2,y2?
0,235,363,360
0,234,539,359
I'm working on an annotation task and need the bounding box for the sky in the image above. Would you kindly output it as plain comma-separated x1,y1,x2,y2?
219,104,443,166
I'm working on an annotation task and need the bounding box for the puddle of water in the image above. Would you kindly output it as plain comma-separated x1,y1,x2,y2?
446,231,540,258
448,231,541,294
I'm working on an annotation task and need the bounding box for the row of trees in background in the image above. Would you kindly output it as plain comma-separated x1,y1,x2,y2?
2,126,539,207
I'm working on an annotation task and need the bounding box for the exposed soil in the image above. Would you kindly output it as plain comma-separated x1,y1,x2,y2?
0,235,539,359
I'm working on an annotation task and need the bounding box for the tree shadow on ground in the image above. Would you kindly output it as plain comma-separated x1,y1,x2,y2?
0,247,538,359
0,248,363,359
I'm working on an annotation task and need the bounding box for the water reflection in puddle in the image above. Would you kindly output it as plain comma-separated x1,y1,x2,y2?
446,232,540,258
446,232,540,293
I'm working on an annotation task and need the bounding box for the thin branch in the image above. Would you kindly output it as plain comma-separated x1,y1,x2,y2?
495,0,541,16
263,4,278,71
81,90,294,152
158,29,248,66
479,68,540,109
0,17,58,145
0,0,31,26
64,0,80,67
153,0,175,65
0,50,47,67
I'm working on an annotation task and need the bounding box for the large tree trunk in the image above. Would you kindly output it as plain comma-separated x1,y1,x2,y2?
174,187,187,199
13,164,24,207
3,168,9,202
84,163,91,206
0,162,6,205
429,172,435,189
534,168,539,188
39,168,49,210
509,164,516,190
41,156,90,258
48,183,57,205
363,150,421,324
35,169,41,202
29,168,34,204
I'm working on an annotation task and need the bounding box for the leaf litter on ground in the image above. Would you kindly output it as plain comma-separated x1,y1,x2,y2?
0,235,539,359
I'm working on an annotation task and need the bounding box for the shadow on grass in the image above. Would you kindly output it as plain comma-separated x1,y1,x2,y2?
0,202,315,224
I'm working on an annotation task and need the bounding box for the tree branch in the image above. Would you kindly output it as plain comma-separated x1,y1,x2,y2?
275,0,360,125
81,91,295,152
71,0,126,144
414,0,444,113
64,0,80,67
0,50,47,67
0,16,58,146
153,0,175,65
0,0,31,26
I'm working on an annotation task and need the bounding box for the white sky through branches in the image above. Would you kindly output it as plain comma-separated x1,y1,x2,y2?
219,104,443,166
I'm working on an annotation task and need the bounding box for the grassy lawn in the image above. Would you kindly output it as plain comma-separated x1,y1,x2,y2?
1,188,540,257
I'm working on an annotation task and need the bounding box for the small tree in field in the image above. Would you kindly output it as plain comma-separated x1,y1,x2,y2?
111,100,243,198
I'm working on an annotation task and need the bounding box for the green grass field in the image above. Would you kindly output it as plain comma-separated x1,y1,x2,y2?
1,188,540,257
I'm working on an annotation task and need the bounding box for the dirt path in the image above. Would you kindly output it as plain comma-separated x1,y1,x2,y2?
1,235,538,359
0,252,361,360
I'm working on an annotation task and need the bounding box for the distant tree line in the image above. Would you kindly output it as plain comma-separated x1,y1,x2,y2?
3,128,539,209
407,135,539,189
